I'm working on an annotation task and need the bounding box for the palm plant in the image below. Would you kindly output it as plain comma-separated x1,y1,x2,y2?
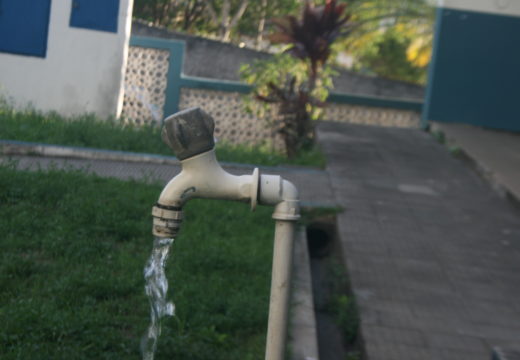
270,0,351,88
243,0,351,158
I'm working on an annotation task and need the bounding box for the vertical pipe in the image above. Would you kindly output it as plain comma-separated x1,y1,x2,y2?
265,220,296,360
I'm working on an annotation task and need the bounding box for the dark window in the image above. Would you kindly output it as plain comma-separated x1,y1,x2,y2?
0,0,52,57
70,0,120,33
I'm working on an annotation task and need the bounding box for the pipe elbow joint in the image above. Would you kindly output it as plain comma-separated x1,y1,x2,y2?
273,179,300,221
259,175,300,221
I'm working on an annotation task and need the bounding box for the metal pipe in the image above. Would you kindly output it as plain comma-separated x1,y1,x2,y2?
257,174,299,360
151,107,300,359
265,219,296,360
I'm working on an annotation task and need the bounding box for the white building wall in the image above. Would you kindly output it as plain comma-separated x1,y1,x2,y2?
440,0,520,17
0,0,133,118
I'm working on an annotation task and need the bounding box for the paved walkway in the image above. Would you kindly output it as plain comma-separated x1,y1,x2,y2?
318,121,520,360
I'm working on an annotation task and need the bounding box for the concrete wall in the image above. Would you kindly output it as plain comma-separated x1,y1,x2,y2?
131,20,271,82
0,0,133,118
132,20,425,101
331,71,424,100
177,88,420,148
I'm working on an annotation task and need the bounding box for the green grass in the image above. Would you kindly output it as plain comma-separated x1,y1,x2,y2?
0,162,276,359
326,260,360,359
215,142,325,168
430,129,446,144
299,206,344,226
0,107,325,167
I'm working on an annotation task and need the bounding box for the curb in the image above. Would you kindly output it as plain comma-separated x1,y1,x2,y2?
429,124,520,209
0,139,327,175
0,140,181,166
454,147,520,210
290,227,320,360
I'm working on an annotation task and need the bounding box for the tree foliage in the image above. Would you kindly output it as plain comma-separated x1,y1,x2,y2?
343,0,435,84
350,26,428,83
133,0,435,83
205,0,250,41
133,0,300,44
133,0,207,32
237,0,300,48
240,52,336,139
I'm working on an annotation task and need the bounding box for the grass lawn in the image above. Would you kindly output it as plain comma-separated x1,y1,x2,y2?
0,107,325,168
0,162,276,359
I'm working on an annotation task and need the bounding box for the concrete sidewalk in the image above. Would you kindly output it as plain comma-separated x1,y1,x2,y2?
431,122,520,204
318,121,520,360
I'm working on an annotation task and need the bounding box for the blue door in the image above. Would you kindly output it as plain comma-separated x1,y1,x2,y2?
0,0,52,57
425,8,520,132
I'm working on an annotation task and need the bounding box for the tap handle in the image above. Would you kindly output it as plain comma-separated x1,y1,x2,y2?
161,107,215,160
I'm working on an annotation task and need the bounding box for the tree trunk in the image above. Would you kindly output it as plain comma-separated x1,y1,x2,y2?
207,0,249,42
255,0,268,50
182,1,205,31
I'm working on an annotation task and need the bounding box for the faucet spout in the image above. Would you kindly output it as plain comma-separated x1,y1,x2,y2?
152,108,259,238
152,149,259,238
156,149,258,208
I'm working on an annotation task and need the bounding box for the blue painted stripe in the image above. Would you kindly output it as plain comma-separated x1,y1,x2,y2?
180,76,423,111
130,36,186,117
328,92,423,111
180,76,252,93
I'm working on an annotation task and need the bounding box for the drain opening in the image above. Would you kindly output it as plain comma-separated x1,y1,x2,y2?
306,217,362,360
307,224,333,258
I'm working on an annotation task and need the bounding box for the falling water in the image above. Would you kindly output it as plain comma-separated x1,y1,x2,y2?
141,237,175,360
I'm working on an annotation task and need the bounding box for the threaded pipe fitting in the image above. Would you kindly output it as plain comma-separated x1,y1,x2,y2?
152,203,183,238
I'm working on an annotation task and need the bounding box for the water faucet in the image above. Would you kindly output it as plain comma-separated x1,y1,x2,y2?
151,107,299,360
152,107,299,237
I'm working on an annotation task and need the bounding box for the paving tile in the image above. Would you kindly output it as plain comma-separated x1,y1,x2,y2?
362,324,427,347
427,332,489,353
436,348,489,360
365,343,437,360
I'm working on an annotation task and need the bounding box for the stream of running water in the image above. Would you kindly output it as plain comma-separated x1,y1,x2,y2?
141,237,175,360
